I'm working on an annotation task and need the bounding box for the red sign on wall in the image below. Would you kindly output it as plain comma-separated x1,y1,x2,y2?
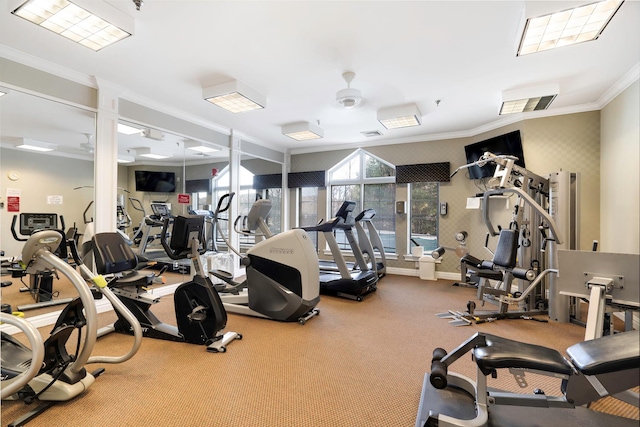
7,196,20,212
177,193,191,204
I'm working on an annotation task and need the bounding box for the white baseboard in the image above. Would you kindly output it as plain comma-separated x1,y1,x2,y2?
0,283,180,335
385,267,459,281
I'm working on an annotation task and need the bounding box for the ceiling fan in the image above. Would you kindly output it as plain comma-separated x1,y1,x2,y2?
79,133,94,153
335,71,363,109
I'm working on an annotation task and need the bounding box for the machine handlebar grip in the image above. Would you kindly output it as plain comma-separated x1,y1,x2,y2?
430,360,448,389
430,347,448,389
432,347,447,361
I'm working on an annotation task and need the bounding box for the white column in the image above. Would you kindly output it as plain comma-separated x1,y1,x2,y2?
94,80,121,233
229,131,242,258
282,151,291,230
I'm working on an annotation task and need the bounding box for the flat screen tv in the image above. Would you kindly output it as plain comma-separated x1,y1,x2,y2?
463,130,525,180
135,170,176,192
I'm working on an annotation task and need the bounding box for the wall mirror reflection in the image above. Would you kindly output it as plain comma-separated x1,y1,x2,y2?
0,89,96,318
115,119,230,290
235,156,283,253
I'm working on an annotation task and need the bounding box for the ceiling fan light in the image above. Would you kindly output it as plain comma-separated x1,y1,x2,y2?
336,88,362,109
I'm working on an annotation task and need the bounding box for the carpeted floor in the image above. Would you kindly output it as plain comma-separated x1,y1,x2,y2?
2,275,638,426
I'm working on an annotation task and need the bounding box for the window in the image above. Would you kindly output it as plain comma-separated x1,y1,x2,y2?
259,187,281,235
328,149,396,252
410,182,439,252
212,166,282,248
298,187,319,247
212,165,257,249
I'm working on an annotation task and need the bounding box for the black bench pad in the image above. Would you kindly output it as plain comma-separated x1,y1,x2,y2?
566,331,640,376
473,334,574,376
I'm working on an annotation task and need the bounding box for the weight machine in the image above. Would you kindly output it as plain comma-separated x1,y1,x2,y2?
442,152,578,324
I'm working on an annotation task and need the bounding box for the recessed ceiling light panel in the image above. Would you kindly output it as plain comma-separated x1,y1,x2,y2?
500,84,559,115
12,0,133,51
377,104,422,129
16,138,58,152
203,80,266,113
282,122,324,141
185,140,220,153
517,0,624,56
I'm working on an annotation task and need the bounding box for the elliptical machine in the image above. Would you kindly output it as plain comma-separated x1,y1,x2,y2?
92,214,241,352
1,229,143,426
210,193,321,325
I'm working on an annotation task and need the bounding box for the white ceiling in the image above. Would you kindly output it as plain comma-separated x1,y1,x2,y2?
0,0,639,158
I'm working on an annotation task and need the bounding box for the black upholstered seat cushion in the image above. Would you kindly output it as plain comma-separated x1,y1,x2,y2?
566,331,640,376
473,334,574,376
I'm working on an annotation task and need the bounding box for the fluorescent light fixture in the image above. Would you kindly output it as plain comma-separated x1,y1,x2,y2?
117,123,142,135
138,147,172,160
203,80,266,113
142,128,165,141
11,0,134,51
16,138,57,152
282,122,324,141
500,83,559,115
377,104,422,129
185,140,220,153
117,154,135,163
517,0,624,56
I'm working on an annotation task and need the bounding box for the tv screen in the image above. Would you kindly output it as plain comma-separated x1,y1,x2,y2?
463,130,525,179
135,170,176,192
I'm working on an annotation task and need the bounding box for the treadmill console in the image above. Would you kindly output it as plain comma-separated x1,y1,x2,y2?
19,213,58,235
150,203,171,218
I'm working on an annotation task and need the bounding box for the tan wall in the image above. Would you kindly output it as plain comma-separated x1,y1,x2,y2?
0,150,94,256
289,111,601,273
600,80,639,254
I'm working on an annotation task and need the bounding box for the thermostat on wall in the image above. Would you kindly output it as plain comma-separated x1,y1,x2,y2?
7,171,19,181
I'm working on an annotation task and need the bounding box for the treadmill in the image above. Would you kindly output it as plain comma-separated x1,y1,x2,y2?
304,201,378,301
318,205,386,278
354,209,386,278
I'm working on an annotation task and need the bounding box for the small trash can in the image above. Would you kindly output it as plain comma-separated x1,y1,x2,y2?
418,255,436,281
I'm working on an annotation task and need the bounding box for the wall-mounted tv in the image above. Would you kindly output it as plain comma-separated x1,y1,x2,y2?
463,130,525,180
135,170,176,192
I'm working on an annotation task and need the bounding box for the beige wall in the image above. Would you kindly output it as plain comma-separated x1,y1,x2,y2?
290,111,602,273
0,149,94,256
600,80,640,254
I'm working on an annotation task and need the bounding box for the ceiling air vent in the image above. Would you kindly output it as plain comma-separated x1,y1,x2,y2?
361,130,382,138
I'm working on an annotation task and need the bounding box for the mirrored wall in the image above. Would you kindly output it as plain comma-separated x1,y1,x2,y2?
0,89,96,317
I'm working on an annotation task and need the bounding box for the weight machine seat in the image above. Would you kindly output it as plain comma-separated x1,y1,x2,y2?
472,333,574,377
92,232,152,286
566,331,640,376
491,229,519,268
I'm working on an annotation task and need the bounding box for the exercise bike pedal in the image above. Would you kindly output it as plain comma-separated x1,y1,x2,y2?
91,368,106,378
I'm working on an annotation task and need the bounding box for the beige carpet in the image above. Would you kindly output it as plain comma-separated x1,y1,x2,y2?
2,275,638,426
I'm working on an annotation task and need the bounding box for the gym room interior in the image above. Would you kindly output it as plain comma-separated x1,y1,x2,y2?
0,1,638,426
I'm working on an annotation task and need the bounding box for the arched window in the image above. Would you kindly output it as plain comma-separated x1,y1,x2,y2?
328,149,396,253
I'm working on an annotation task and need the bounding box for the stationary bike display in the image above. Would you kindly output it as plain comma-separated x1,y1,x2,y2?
92,215,241,352
210,193,320,325
1,229,143,427
9,213,74,311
